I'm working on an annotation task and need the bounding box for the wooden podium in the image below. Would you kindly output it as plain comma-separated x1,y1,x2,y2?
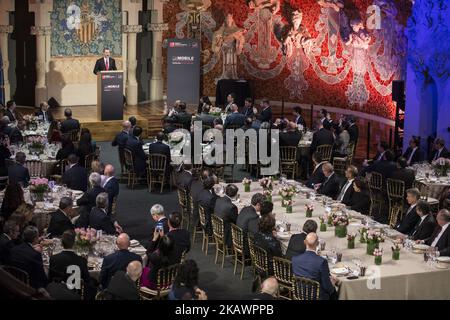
97,70,124,121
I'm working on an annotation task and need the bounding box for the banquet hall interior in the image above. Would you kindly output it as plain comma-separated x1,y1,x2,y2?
0,0,450,302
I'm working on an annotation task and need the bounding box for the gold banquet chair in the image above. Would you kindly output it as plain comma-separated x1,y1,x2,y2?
84,152,98,173
231,224,251,280
211,214,229,268
279,146,298,179
123,148,137,189
249,243,269,290
25,160,43,178
387,178,405,226
368,172,384,217
273,257,294,300
147,153,168,193
139,264,179,300
177,188,190,230
198,205,215,255
316,144,333,162
3,266,30,286
413,180,440,212
292,276,320,300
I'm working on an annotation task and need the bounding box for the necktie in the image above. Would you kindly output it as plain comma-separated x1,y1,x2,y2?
105,58,109,70
434,150,440,161
338,181,351,202
43,111,47,122
407,148,415,164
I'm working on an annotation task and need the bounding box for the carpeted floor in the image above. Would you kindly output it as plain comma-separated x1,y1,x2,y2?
98,141,254,299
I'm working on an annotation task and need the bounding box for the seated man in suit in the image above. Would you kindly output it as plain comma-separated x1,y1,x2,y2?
292,106,307,131
0,220,20,265
148,131,172,177
364,149,397,185
149,204,170,235
125,126,147,177
224,93,236,113
195,104,215,128
319,108,333,130
9,226,48,289
47,197,75,238
403,136,423,166
198,176,218,236
88,193,123,235
292,233,338,300
48,230,93,299
250,277,279,300
395,188,421,235
106,260,142,300
429,137,450,162
285,219,317,260
171,102,192,130
214,184,239,248
7,152,30,187
35,101,54,123
362,141,389,167
111,121,131,149
5,100,18,122
411,200,437,241
99,233,143,288
336,165,357,205
279,121,302,147
75,172,105,228
390,157,416,190
60,108,80,134
305,152,326,188
310,120,334,155
348,178,370,215
62,154,88,192
418,209,450,257
102,164,120,215
241,98,254,118
174,163,194,192
317,163,341,200
224,104,246,129
254,98,273,123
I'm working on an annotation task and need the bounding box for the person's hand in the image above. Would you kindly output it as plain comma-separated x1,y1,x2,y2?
33,244,43,253
114,222,123,234
253,107,258,114
195,288,208,300
330,275,339,286
314,183,321,190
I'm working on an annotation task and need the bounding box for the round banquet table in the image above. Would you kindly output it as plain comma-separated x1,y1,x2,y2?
225,181,450,300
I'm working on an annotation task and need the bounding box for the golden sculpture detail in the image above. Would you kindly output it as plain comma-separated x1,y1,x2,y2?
76,1,97,44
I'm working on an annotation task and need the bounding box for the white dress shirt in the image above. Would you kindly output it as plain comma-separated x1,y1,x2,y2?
104,57,110,70
337,178,354,202
407,147,417,165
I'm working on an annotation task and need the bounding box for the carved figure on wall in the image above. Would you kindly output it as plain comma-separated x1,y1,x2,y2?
212,13,245,80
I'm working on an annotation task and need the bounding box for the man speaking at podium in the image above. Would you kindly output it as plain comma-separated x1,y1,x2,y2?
93,48,117,75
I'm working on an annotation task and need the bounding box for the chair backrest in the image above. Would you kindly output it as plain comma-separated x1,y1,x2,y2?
368,172,383,191
155,264,179,292
273,256,294,286
231,224,244,252
346,142,355,162
111,196,118,216
3,266,30,286
177,188,188,208
413,180,429,201
148,154,167,172
251,244,269,276
316,144,333,162
389,206,403,228
68,129,80,142
25,160,43,178
94,146,101,157
199,205,206,228
292,276,320,300
211,214,225,243
123,148,135,171
0,176,8,190
280,146,297,162
387,178,405,199
85,153,98,172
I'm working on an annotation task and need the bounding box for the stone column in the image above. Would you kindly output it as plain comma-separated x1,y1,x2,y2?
0,24,13,102
147,21,168,102
122,25,142,106
31,26,52,105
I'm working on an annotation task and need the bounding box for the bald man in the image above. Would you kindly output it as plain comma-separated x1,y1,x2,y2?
317,163,342,200
291,233,338,300
224,103,245,129
107,260,142,300
99,233,142,288
112,121,131,148
102,164,119,214
251,277,279,300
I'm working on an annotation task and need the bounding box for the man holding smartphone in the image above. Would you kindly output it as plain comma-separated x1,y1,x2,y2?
150,204,169,235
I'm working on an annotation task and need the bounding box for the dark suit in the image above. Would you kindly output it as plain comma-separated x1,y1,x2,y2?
366,160,397,185
279,131,302,147
347,123,359,147
403,147,423,165
7,163,30,187
318,173,341,200
196,113,215,127
47,209,74,238
254,231,283,274
429,147,450,162
292,250,336,300
236,205,259,256
151,217,170,236
166,111,192,130
106,270,140,300
257,106,273,123
99,249,142,288
390,168,416,190
214,196,238,247
5,109,16,122
167,228,191,263
111,131,129,148
241,106,254,118
349,191,370,215
285,232,307,260
295,115,307,129
35,110,54,123
88,207,116,235
224,112,246,129
175,170,194,192
125,135,147,176
93,57,117,75
9,127,24,144
411,214,437,241
395,205,420,235
310,128,334,154
75,186,106,228
62,164,88,192
425,225,450,256
148,141,172,175
103,177,120,214
60,118,80,134
198,189,218,236
48,250,90,285
336,179,354,205
305,162,326,188
0,233,14,264
9,242,48,289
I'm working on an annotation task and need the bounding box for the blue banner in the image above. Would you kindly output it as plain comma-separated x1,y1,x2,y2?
0,49,4,106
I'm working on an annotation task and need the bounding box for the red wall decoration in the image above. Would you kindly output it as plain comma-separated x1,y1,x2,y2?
163,0,411,120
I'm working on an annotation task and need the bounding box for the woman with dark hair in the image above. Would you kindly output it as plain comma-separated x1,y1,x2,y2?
198,96,212,114
168,260,207,300
0,183,25,221
56,135,76,161
285,219,318,259
77,130,95,166
253,214,283,275
8,203,35,234
348,178,370,215
141,234,177,289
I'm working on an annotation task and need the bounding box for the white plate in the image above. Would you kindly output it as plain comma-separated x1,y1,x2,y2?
130,240,140,247
437,256,450,263
277,232,291,240
331,267,349,276
413,244,430,250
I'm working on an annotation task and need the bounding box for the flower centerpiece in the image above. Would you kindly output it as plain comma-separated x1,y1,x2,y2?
347,233,356,249
374,248,383,265
29,178,49,201
305,203,314,218
74,228,98,257
28,136,46,155
168,131,184,145
283,199,294,213
332,213,349,238
359,227,368,243
391,242,401,260
366,230,384,255
242,178,252,192
23,114,39,130
432,158,450,177
279,186,296,207
209,106,223,117
260,177,273,202
319,215,327,232
263,189,273,202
